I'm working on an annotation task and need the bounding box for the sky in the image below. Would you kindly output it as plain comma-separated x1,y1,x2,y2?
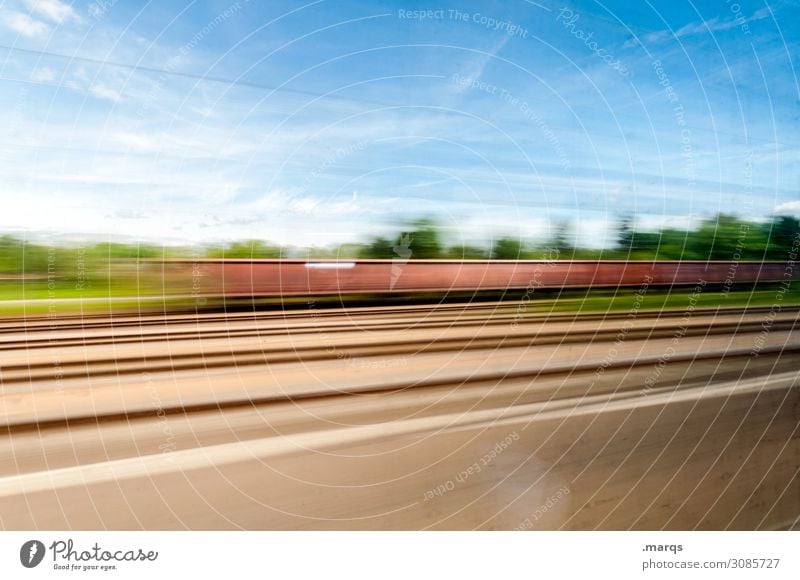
0,0,798,249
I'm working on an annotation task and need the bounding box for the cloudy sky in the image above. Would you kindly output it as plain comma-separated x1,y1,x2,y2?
0,0,798,248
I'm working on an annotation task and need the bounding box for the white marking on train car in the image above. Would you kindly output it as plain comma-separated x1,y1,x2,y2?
304,262,356,269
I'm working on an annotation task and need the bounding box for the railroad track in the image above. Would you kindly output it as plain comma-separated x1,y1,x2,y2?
0,302,791,330
0,303,798,530
0,310,797,383
0,303,795,347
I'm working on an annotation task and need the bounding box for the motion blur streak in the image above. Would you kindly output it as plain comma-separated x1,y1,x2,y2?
156,259,794,297
0,302,797,530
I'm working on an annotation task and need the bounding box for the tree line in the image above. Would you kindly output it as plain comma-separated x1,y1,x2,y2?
0,214,798,283
357,214,800,261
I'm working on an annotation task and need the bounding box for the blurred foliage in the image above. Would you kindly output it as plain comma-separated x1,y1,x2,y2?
446,245,490,259
491,237,524,259
0,237,167,282
360,218,444,259
204,240,283,259
360,237,394,259
399,218,443,259
615,214,800,261
357,214,799,261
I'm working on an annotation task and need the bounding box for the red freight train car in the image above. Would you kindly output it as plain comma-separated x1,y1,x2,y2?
148,260,794,298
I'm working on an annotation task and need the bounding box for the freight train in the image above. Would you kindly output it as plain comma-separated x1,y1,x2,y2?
144,259,795,298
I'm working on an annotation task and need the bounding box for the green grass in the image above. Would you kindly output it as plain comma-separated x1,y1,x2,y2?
0,282,149,301
0,280,797,317
0,281,191,315
539,283,799,314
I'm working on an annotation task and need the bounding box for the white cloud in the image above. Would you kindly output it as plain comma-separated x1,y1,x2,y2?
114,132,155,150
622,37,639,49
750,7,772,21
647,8,773,42
291,198,319,214
635,214,704,232
30,66,55,82
453,36,510,93
0,9,49,37
675,18,724,37
774,201,800,215
246,190,362,218
573,217,618,248
89,83,121,102
23,0,77,23
625,30,671,47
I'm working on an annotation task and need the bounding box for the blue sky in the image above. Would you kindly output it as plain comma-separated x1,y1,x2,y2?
0,0,798,248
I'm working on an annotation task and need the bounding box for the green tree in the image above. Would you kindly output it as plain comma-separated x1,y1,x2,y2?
491,237,523,259
401,218,443,259
447,244,489,259
764,215,800,259
205,240,282,259
360,237,394,258
550,221,573,258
